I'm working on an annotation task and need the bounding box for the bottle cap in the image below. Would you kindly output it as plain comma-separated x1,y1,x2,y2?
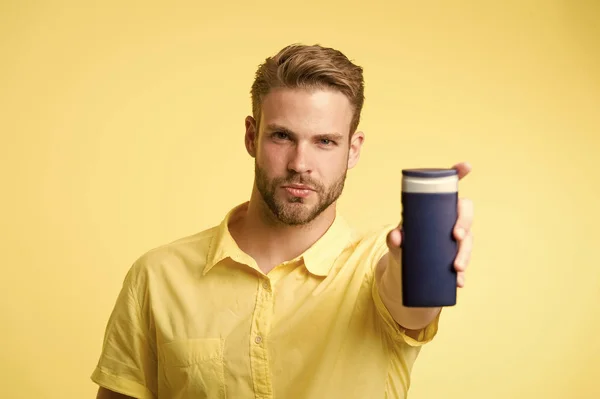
401,168,458,178
402,168,458,193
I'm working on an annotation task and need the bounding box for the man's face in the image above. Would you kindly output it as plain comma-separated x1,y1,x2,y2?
246,87,364,226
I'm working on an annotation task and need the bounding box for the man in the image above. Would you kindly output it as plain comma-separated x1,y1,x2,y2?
92,43,474,399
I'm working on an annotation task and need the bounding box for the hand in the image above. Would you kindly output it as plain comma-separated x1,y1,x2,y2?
386,162,474,288
450,162,473,287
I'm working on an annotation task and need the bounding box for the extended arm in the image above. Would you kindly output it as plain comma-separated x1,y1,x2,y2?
375,250,441,332
376,162,474,334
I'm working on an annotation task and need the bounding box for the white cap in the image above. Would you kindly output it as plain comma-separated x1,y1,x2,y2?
401,168,458,193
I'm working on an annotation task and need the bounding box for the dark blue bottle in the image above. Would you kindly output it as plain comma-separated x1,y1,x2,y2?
401,168,459,307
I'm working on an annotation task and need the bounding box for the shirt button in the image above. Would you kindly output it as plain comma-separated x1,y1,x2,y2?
255,336,262,344
262,281,269,289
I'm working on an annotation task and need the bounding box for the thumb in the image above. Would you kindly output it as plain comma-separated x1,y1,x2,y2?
386,226,403,259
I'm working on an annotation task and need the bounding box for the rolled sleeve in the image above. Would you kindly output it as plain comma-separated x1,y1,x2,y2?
91,367,155,399
367,226,440,347
91,266,157,398
372,276,440,346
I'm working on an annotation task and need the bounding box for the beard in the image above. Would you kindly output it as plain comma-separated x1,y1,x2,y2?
255,161,347,226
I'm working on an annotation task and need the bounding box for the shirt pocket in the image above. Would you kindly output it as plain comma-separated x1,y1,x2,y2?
160,338,226,399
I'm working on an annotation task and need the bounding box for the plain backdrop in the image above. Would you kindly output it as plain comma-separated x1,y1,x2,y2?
1,0,599,398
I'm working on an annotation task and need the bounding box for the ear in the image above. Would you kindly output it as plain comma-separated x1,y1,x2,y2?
245,116,258,158
347,130,365,169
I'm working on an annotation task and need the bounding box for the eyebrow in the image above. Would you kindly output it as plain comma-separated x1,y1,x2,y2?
265,123,345,141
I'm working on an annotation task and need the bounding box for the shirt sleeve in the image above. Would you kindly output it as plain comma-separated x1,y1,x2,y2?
371,273,440,347
369,227,440,347
91,264,157,399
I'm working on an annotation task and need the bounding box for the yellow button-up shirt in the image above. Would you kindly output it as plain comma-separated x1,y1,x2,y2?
91,202,439,399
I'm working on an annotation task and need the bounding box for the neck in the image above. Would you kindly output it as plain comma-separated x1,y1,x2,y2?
229,186,337,273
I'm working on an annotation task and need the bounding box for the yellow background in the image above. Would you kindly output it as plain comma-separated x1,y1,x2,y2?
1,0,598,398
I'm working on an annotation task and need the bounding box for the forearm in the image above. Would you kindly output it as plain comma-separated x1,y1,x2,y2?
375,251,441,330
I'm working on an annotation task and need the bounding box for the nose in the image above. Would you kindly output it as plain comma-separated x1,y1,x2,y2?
287,142,312,174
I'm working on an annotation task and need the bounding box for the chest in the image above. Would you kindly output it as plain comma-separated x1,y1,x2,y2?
152,259,375,342
150,259,392,399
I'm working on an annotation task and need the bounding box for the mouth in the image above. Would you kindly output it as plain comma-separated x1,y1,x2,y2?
282,184,315,198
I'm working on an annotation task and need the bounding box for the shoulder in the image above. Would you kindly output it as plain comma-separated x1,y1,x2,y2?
332,222,394,278
349,223,395,257
124,225,220,290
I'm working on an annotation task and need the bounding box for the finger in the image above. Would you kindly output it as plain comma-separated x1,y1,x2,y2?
454,197,474,239
386,227,402,258
452,162,472,180
454,231,473,272
457,271,466,288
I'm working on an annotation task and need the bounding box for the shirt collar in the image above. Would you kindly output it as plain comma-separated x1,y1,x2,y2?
204,202,354,277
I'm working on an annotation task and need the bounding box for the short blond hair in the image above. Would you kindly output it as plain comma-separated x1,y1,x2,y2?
250,43,365,135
